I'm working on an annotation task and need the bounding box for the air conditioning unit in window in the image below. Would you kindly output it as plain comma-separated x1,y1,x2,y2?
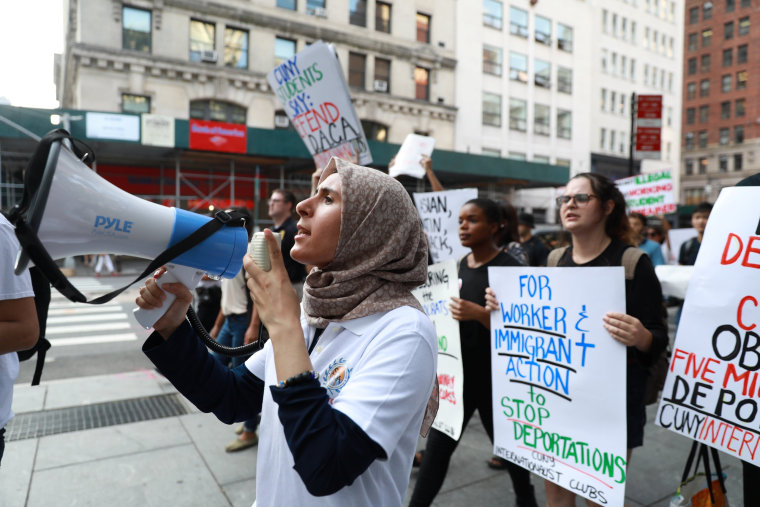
373,80,388,92
313,7,328,18
274,114,290,128
200,50,218,63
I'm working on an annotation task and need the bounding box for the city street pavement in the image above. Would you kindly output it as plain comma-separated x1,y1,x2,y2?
2,368,746,507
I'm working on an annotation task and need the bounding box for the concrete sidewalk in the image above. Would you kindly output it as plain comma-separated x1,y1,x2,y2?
2,370,746,506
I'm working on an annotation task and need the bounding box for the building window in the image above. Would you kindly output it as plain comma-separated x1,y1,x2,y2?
361,120,388,142
610,130,617,152
701,28,712,47
509,6,528,37
722,74,732,92
348,52,366,89
482,92,502,126
720,128,730,145
374,58,390,93
274,110,294,130
688,57,697,75
535,60,551,88
685,187,706,205
349,0,367,27
736,70,747,90
734,153,743,171
727,0,736,12
509,52,528,82
701,54,711,72
484,0,503,29
122,6,151,52
375,2,391,33
277,0,296,9
700,79,710,97
699,105,709,123
687,32,698,50
274,37,296,66
122,93,150,114
306,0,325,16
698,131,708,148
534,104,550,136
687,82,697,99
736,98,746,116
533,155,550,164
557,109,572,139
703,1,713,19
739,16,750,35
557,23,573,52
689,6,699,23
190,20,216,63
508,152,526,160
482,148,501,157
483,45,502,75
735,125,745,143
725,21,735,39
509,98,527,131
535,15,551,45
601,88,607,111
721,101,731,119
737,44,748,63
685,132,695,150
719,155,729,172
723,48,733,67
685,159,694,175
224,28,248,69
600,128,607,150
416,13,431,43
686,107,696,124
698,157,708,174
190,99,246,124
741,0,750,7
414,66,429,100
558,66,572,94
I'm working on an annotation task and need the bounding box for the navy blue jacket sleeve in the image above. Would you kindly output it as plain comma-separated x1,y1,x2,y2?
142,320,264,424
270,379,387,496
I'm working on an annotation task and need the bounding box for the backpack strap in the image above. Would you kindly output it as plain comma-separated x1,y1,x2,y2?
547,246,568,267
621,247,645,280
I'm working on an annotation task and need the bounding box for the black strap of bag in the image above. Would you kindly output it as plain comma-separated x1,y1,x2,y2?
680,441,726,504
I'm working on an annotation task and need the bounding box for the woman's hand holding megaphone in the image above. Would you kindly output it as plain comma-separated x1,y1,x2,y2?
136,267,194,339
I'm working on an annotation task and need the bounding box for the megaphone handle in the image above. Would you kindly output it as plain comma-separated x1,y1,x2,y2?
133,263,205,330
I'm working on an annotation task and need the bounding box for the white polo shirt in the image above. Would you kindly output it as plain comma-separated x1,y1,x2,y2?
246,305,437,507
0,214,34,429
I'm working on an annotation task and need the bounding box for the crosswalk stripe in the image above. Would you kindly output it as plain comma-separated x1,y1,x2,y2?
47,322,132,334
48,305,124,315
46,313,128,325
48,333,139,346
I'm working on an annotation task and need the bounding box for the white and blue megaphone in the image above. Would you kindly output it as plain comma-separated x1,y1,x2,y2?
14,134,248,329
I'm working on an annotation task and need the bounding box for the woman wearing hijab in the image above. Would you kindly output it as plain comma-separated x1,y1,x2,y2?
136,158,437,507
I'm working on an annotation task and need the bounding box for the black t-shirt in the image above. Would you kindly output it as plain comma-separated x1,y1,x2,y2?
522,235,550,267
556,239,667,367
272,217,307,283
678,237,701,266
458,250,522,353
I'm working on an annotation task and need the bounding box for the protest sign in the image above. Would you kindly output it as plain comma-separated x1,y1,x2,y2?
656,187,760,466
489,267,627,506
266,41,372,168
389,134,436,179
413,188,477,263
616,170,675,215
412,260,464,440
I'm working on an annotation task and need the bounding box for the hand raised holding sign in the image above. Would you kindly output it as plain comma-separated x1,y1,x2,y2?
603,311,653,352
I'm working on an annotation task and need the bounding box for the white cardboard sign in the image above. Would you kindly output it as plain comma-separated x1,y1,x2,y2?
389,134,436,179
413,188,477,263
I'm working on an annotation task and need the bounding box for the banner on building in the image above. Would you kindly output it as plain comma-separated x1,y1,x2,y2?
413,188,477,263
656,187,760,466
635,94,662,160
412,260,464,441
188,119,247,154
389,134,436,179
489,267,627,506
616,170,675,215
86,112,140,142
266,41,372,168
141,114,175,148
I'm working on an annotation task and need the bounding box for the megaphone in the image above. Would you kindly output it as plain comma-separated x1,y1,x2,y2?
13,132,248,329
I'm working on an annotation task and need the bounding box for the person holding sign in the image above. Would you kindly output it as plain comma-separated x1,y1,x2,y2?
543,173,668,506
410,198,537,507
136,158,437,506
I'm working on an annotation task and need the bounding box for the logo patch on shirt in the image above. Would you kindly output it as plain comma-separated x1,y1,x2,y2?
321,358,352,397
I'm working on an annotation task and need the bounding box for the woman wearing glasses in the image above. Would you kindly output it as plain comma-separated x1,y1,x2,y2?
545,173,668,506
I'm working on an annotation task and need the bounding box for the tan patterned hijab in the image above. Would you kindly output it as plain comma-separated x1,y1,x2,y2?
302,157,428,328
